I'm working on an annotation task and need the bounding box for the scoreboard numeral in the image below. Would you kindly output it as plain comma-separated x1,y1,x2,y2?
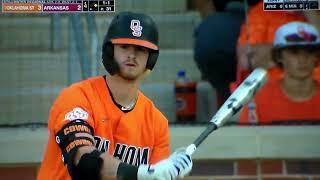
83,0,88,11
98,0,114,12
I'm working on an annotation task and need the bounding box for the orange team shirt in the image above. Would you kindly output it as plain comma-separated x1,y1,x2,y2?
239,79,320,124
238,1,307,45
38,76,170,180
236,1,307,82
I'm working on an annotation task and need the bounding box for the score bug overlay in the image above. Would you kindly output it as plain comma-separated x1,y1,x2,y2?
264,0,319,11
1,0,115,13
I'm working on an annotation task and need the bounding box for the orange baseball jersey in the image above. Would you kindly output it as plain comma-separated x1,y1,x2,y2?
37,76,170,180
239,79,320,124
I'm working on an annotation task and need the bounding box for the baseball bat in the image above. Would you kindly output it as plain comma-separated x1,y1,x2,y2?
185,68,268,156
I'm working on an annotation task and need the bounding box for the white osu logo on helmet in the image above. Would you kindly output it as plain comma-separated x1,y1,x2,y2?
130,19,143,37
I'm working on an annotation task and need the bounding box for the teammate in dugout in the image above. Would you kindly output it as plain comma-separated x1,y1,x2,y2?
38,12,193,180
240,22,320,125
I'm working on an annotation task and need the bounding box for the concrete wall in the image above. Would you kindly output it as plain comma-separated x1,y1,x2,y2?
0,126,320,179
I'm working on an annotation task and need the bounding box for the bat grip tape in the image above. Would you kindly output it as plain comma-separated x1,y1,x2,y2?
193,123,218,147
186,123,218,155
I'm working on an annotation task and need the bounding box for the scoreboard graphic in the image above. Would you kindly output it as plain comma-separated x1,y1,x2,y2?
1,0,114,12
264,0,319,11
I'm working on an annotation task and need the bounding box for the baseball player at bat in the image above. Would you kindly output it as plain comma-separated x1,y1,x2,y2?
38,12,192,180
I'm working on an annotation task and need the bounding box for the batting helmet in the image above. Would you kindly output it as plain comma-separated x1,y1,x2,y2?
102,12,159,75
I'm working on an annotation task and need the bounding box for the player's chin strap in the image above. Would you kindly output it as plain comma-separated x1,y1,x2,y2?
56,119,103,180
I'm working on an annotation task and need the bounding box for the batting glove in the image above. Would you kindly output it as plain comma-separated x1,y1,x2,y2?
137,158,178,180
137,148,192,180
170,147,193,178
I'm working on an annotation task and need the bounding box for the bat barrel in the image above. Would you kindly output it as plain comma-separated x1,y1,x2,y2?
185,68,267,156
209,68,267,127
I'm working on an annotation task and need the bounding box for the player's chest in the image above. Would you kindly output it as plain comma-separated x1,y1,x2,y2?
93,113,155,165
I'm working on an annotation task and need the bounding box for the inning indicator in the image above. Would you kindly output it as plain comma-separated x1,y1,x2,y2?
264,0,319,11
2,0,115,13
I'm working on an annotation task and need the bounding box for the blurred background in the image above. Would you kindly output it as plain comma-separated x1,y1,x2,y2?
0,0,320,179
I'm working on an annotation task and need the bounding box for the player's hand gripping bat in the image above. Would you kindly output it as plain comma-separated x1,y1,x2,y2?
185,68,268,156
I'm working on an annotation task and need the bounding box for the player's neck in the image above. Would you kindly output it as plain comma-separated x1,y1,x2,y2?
281,75,316,101
105,75,139,108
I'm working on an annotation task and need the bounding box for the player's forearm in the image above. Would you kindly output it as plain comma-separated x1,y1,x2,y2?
100,151,121,179
74,146,96,165
75,146,121,179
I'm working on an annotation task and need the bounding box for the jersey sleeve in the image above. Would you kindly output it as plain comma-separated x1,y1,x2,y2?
48,85,95,135
149,109,170,164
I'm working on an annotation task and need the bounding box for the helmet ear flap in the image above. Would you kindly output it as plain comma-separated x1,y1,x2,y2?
102,43,119,75
146,50,159,70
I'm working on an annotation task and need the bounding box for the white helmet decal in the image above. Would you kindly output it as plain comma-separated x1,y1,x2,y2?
130,19,143,37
